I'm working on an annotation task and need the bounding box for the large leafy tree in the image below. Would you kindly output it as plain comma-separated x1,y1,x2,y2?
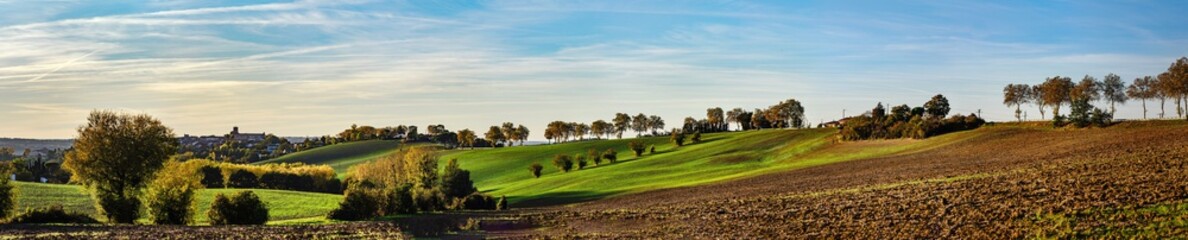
1038,76,1074,117
1167,57,1188,120
1003,84,1031,122
1100,73,1128,115
725,108,744,131
647,115,665,135
612,113,631,139
590,120,610,140
1071,75,1101,102
1128,76,1157,119
923,94,951,119
500,122,517,147
514,125,529,145
64,111,178,223
631,113,648,136
456,129,476,149
706,107,725,132
484,126,504,147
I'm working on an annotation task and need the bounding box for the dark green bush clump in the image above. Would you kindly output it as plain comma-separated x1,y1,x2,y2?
603,149,618,163
327,186,383,221
226,169,258,188
628,141,646,157
457,193,497,210
552,155,574,172
528,163,543,178
496,195,508,211
7,205,99,224
207,191,269,225
198,166,224,188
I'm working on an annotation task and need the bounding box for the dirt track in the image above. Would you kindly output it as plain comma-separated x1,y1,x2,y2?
490,122,1188,238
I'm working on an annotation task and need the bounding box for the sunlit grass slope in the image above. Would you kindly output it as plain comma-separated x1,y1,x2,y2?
254,140,404,177
12,182,342,224
440,127,997,207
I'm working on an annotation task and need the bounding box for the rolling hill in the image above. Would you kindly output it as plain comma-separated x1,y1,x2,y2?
253,140,405,177
438,127,986,207
13,182,343,225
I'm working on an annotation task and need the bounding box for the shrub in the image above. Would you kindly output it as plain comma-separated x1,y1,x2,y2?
0,162,14,219
649,145,655,154
552,155,574,172
384,185,415,215
6,205,99,224
575,154,587,170
671,131,685,147
496,195,508,211
603,149,618,163
1052,115,1068,128
588,149,602,166
146,161,202,225
440,159,477,201
1091,108,1112,127
411,187,445,212
95,192,141,224
692,131,702,143
628,141,646,157
528,163,543,178
198,165,224,188
457,193,496,210
1068,98,1093,128
226,169,258,188
327,186,383,221
207,191,269,225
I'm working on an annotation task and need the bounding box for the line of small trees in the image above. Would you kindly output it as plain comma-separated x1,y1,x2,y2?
687,99,806,133
184,159,341,194
1003,57,1188,121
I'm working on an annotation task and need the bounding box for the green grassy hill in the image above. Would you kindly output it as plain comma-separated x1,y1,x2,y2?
440,128,987,206
13,182,342,225
254,140,405,177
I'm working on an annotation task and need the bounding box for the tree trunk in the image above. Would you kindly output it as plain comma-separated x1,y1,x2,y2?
1142,99,1148,119
1160,98,1166,118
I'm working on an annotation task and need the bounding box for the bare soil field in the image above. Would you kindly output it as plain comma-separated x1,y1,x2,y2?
486,121,1188,238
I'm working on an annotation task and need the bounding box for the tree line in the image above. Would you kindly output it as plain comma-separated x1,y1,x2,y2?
1003,57,1188,121
839,94,985,140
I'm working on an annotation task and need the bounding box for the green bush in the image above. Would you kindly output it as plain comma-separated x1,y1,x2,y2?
226,169,258,188
575,154,587,170
411,187,445,212
384,185,415,215
588,149,602,166
146,161,202,225
528,163,543,178
628,141,646,157
327,186,383,221
95,192,141,224
671,131,685,147
440,159,477,201
6,205,99,224
198,166,223,188
603,149,618,163
692,131,702,143
0,162,15,219
457,193,496,210
207,191,269,225
552,155,574,172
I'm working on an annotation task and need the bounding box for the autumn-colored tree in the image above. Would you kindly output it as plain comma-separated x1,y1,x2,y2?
500,122,517,147
64,111,178,223
590,120,611,140
457,129,476,149
528,163,543,178
573,122,589,140
707,107,725,132
1128,76,1157,119
1100,73,1128,115
484,126,505,147
1030,85,1047,119
647,115,665,135
726,108,744,131
1071,75,1101,102
1038,76,1074,118
1003,84,1031,122
1167,57,1188,120
514,125,529,145
631,113,648,136
670,129,686,147
612,113,631,139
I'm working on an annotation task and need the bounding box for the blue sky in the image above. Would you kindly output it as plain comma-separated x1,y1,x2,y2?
1,0,1186,139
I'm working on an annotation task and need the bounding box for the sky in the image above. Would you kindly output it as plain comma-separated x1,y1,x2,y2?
1,0,1187,139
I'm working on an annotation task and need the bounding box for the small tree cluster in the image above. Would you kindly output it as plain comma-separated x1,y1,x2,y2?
670,130,686,147
588,149,603,166
207,191,269,225
145,160,203,225
840,95,984,140
552,155,574,172
528,163,543,178
628,141,646,157
186,159,340,193
603,149,618,163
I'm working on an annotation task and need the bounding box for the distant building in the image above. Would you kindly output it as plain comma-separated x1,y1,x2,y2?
230,126,266,142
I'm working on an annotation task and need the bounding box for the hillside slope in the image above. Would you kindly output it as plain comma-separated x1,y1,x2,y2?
492,120,1188,238
14,182,342,224
254,140,404,176
441,127,985,206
